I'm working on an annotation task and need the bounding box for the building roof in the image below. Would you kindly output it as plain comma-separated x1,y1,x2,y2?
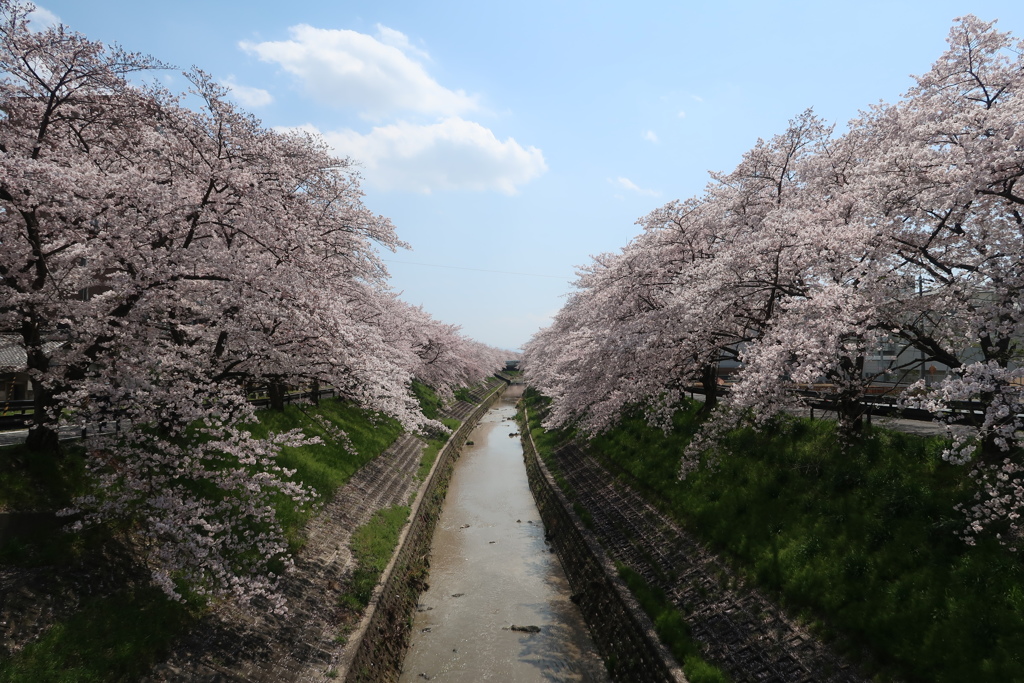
0,336,65,372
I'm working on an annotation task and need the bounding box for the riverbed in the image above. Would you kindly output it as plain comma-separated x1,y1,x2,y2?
399,385,609,682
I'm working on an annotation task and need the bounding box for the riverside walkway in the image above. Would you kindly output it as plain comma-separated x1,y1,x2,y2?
0,423,110,448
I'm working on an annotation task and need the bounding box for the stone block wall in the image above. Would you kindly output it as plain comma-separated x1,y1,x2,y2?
337,380,507,682
520,409,687,683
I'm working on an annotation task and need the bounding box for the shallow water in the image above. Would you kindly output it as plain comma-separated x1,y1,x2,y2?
399,386,609,682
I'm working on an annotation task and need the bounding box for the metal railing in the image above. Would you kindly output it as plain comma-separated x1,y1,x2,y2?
687,385,991,425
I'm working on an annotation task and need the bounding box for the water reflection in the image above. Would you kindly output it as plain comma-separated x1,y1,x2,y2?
399,386,608,682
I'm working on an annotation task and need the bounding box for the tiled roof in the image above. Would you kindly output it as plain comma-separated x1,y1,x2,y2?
0,336,65,371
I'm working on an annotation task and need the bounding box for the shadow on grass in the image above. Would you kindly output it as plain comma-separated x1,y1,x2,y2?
0,587,195,683
524,388,1024,683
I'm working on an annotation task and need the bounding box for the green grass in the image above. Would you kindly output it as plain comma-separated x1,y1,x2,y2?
416,440,443,483
410,380,444,420
0,442,196,681
407,380,460,482
0,442,87,512
415,417,460,482
244,398,404,550
340,505,411,612
0,587,195,683
248,399,403,496
523,388,1024,683
0,442,100,568
0,394,411,681
617,565,730,683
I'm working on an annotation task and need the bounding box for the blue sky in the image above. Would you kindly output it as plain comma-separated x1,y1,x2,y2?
33,1,1024,351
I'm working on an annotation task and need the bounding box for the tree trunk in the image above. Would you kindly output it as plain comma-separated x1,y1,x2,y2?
310,379,320,406
834,355,865,440
977,333,1013,462
836,394,864,439
268,378,286,412
22,317,61,454
25,419,60,454
697,363,718,416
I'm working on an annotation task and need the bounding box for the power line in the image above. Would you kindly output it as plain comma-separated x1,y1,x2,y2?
382,259,572,280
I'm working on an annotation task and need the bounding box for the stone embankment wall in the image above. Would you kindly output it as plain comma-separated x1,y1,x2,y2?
520,407,687,683
337,378,507,683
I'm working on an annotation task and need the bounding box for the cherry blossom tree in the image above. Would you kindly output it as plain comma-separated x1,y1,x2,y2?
0,3,166,452
0,0,479,605
525,15,1024,548
850,16,1024,453
373,293,508,403
526,111,868,436
846,16,1024,546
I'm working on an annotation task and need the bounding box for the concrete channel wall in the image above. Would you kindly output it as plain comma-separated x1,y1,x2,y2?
521,406,687,683
338,379,507,683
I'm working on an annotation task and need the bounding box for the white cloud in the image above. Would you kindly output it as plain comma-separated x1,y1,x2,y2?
221,76,274,108
613,177,659,197
291,118,546,195
374,24,430,61
239,24,477,118
248,23,547,196
677,110,687,118
643,129,658,143
27,6,59,31
691,94,704,102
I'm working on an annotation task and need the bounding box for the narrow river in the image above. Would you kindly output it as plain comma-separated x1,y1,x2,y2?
399,385,609,682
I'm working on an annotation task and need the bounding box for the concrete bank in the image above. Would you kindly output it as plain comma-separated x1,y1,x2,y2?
337,379,507,682
519,406,686,683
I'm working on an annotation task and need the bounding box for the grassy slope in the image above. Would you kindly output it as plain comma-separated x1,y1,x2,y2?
519,393,730,682
245,400,404,550
523,389,1024,683
617,564,731,683
341,505,412,613
0,588,195,683
0,396,409,683
335,382,461,633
